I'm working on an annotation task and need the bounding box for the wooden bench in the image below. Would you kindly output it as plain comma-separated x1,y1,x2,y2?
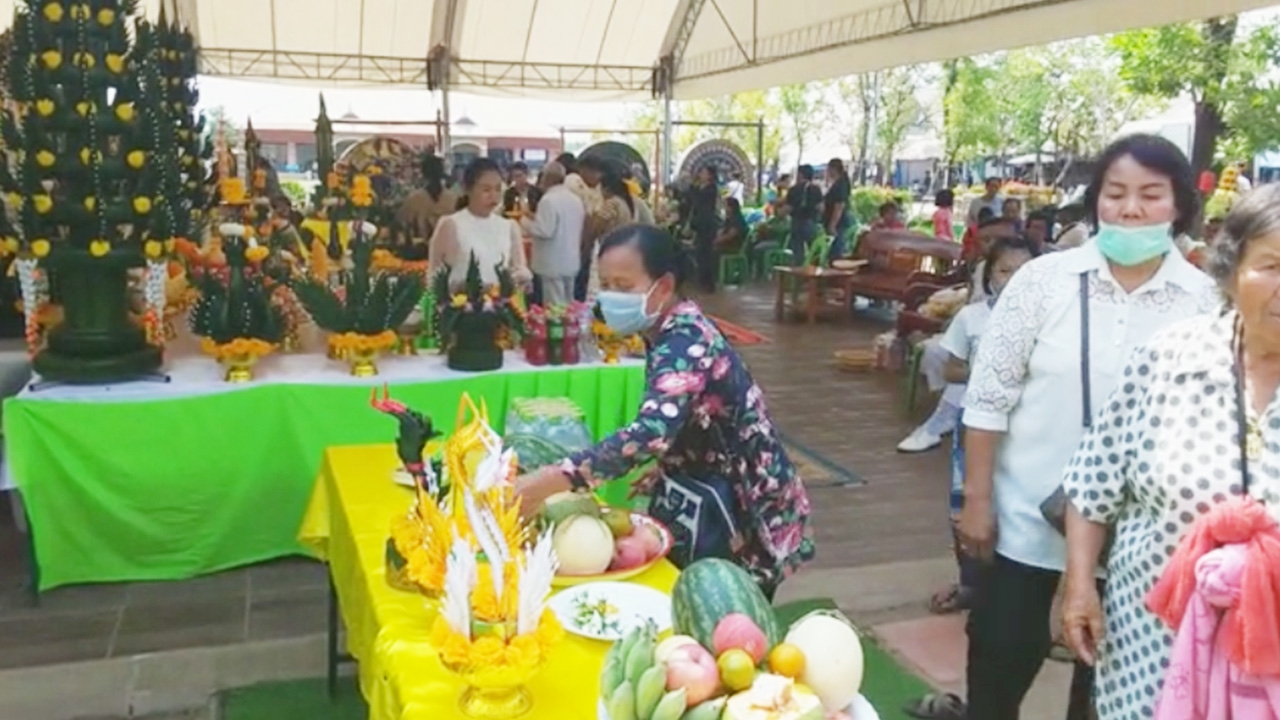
847,229,964,304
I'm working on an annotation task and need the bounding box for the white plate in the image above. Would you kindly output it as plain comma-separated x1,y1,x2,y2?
596,693,879,720
548,581,671,642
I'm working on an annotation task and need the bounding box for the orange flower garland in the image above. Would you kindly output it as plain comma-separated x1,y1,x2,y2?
328,329,397,354
430,609,563,672
200,336,277,360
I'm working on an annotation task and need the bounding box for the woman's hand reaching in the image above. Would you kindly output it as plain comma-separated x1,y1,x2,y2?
513,465,572,519
1061,574,1105,666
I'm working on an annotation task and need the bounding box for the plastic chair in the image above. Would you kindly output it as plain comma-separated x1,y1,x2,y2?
718,253,749,286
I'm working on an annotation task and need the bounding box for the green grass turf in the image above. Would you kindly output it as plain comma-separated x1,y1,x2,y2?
220,599,932,720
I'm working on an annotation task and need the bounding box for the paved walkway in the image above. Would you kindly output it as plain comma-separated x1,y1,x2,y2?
0,281,1072,719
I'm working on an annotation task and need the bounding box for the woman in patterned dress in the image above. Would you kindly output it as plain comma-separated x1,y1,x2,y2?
514,224,814,600
1061,183,1280,719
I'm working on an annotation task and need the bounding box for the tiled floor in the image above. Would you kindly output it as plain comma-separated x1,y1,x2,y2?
0,281,950,670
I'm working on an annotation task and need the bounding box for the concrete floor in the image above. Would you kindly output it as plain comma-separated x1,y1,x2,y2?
0,281,1072,720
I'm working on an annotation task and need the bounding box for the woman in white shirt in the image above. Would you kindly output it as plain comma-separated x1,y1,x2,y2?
949,135,1220,720
428,158,532,290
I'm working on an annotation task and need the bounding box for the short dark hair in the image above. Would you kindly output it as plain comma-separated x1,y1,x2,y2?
935,189,954,208
977,207,996,224
1084,133,1199,238
982,236,1042,296
598,224,694,288
579,155,607,174
1026,210,1051,227
1207,183,1280,298
510,161,529,175
797,166,814,181
778,173,793,184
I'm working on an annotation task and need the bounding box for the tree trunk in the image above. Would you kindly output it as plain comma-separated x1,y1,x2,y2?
942,60,959,187
1190,16,1239,176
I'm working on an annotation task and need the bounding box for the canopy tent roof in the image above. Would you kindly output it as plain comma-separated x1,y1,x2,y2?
2,0,1278,100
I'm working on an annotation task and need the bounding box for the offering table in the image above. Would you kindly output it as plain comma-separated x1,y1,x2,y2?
4,349,644,591
299,443,679,720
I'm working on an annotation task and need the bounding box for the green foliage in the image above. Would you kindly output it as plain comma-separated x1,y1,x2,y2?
776,83,824,163
280,180,309,207
3,0,184,258
188,238,286,344
849,186,913,224
292,232,423,335
1111,17,1280,164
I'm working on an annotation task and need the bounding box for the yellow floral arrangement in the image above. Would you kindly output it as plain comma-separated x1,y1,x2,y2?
388,395,527,596
199,336,276,361
328,329,397,354
593,318,643,361
350,174,374,207
431,605,563,671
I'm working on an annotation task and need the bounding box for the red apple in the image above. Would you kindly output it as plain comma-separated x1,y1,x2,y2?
634,524,665,559
610,535,648,570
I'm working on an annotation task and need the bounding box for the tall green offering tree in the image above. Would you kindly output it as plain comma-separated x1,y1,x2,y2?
2,0,184,382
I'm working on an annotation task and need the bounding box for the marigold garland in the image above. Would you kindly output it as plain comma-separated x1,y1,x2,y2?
200,336,277,360
429,609,563,671
328,329,397,353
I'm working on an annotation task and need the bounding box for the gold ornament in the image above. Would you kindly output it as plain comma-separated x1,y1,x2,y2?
69,3,89,20
35,150,55,168
143,240,164,260
83,196,96,212
126,150,146,169
30,239,50,258
115,103,135,122
42,3,64,22
88,239,110,257
32,195,53,214
132,197,152,214
3,237,21,254
34,99,55,116
96,7,114,25
40,50,62,69
75,101,94,117
104,54,124,74
72,51,95,69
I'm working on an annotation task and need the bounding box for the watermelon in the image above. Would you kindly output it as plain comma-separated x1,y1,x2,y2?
670,558,780,652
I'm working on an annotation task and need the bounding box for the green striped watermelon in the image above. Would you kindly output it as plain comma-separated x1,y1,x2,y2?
670,558,780,652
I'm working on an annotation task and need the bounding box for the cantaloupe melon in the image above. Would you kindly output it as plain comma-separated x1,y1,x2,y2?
783,611,864,712
551,515,614,575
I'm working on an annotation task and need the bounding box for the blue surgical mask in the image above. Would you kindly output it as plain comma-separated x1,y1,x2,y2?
597,286,657,335
1094,221,1174,266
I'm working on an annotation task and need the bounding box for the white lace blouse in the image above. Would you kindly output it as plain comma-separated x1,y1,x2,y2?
427,208,531,289
962,240,1220,571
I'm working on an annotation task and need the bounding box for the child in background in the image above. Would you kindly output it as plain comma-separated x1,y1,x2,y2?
927,236,1040,616
868,201,906,231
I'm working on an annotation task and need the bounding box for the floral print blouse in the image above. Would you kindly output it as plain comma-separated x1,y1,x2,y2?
565,300,815,588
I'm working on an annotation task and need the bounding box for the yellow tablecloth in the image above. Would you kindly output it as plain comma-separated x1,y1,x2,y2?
298,444,679,720
300,218,352,250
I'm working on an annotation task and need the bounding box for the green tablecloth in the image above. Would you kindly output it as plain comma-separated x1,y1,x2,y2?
5,364,645,590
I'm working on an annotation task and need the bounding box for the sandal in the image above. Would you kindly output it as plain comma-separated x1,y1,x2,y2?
905,692,966,720
928,584,973,614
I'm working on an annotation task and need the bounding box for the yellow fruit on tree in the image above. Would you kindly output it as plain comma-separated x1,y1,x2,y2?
717,649,756,692
767,643,807,679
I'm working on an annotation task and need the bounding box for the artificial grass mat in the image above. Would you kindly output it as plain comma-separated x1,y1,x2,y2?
219,598,931,720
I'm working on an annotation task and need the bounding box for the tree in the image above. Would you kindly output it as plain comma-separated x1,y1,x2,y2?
1111,17,1280,173
777,83,826,165
872,66,927,182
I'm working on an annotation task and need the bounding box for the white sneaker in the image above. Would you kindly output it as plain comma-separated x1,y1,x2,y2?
897,426,943,453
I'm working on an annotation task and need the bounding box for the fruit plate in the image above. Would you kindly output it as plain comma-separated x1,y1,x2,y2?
551,513,674,587
596,693,880,720
548,581,672,642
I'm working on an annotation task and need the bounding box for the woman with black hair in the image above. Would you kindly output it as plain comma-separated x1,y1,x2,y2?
427,157,531,289
397,152,458,243
823,158,852,255
514,224,815,600
920,134,1220,720
785,166,823,263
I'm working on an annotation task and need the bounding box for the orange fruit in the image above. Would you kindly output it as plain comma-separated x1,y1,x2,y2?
768,642,806,679
717,648,756,691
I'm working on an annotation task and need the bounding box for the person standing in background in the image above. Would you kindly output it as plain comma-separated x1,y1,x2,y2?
724,171,746,205
397,153,457,247
966,177,1005,227
932,189,956,240
521,162,583,307
785,166,823,263
823,159,853,257
688,165,722,292
502,161,542,216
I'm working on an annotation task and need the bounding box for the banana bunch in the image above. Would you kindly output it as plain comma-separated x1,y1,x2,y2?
601,622,689,720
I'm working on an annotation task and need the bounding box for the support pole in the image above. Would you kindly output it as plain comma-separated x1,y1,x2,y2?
755,119,765,206
558,127,566,156
440,56,452,173
661,89,673,187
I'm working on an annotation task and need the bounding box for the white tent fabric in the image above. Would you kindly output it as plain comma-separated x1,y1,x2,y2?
0,0,1276,100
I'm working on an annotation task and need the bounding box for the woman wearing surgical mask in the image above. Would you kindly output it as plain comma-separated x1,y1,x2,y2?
513,224,814,600
938,134,1219,720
